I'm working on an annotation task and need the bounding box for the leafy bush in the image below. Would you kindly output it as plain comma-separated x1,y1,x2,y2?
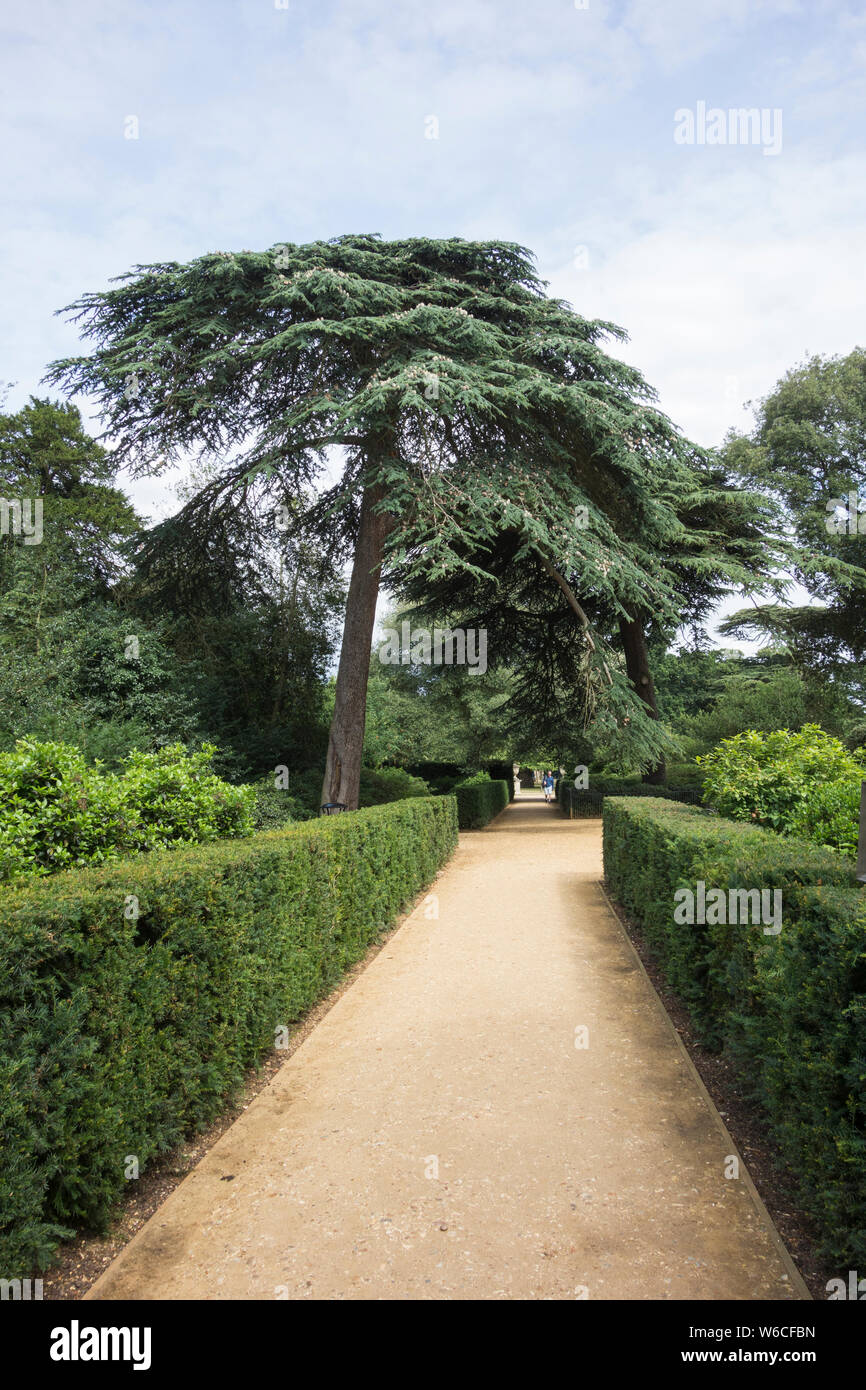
358,766,431,806
424,772,464,795
664,760,705,789
251,778,318,829
119,744,254,845
252,765,431,827
793,777,864,856
453,774,509,829
0,795,458,1274
250,783,294,830
405,761,464,790
0,740,254,882
699,724,865,854
603,796,866,1264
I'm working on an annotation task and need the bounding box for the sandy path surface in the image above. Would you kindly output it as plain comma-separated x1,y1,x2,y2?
87,792,807,1301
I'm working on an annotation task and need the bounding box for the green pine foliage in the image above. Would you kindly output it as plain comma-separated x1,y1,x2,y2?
45,236,742,756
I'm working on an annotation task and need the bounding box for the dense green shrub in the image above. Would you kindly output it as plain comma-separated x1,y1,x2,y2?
405,761,464,792
406,763,515,799
561,758,705,792
358,766,430,806
486,761,516,800
250,779,314,830
792,777,864,856
426,772,465,794
453,774,509,829
663,761,705,789
602,796,866,1264
253,765,432,826
586,772,704,796
0,740,254,882
0,795,458,1274
699,724,865,855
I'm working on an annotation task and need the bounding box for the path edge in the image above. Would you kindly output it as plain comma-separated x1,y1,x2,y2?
83,855,457,1302
595,879,812,1302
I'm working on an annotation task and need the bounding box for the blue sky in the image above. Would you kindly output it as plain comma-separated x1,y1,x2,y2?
3,0,865,642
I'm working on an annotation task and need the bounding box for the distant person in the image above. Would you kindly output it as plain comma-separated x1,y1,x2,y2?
543,770,555,803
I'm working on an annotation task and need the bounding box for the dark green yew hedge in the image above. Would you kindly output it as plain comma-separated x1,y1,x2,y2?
556,778,702,817
603,796,866,1265
485,762,516,801
453,778,510,829
0,796,458,1275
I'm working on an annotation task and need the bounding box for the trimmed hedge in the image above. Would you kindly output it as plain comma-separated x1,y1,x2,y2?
406,761,464,787
0,796,458,1274
603,796,866,1264
453,777,510,829
405,762,516,800
486,761,516,801
556,779,702,817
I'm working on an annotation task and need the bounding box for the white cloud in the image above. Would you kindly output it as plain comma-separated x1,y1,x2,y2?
2,0,864,656
545,151,866,446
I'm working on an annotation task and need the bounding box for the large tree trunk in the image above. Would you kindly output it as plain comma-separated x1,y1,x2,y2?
320,481,391,811
619,614,666,785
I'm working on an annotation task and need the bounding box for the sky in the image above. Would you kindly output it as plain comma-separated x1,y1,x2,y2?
3,0,865,645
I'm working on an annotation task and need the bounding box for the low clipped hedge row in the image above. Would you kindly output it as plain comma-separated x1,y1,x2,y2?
588,775,702,794
453,777,510,829
603,796,866,1264
485,762,516,801
555,779,702,817
0,796,458,1275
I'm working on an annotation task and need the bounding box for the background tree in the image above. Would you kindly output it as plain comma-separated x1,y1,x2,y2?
719,348,866,675
126,471,345,778
363,608,513,767
0,398,341,770
0,396,176,761
0,397,139,645
653,646,859,753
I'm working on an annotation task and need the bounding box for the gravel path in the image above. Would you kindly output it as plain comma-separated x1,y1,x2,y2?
87,792,808,1301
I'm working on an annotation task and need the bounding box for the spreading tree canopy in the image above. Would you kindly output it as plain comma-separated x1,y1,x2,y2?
392,434,777,774
48,234,730,804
